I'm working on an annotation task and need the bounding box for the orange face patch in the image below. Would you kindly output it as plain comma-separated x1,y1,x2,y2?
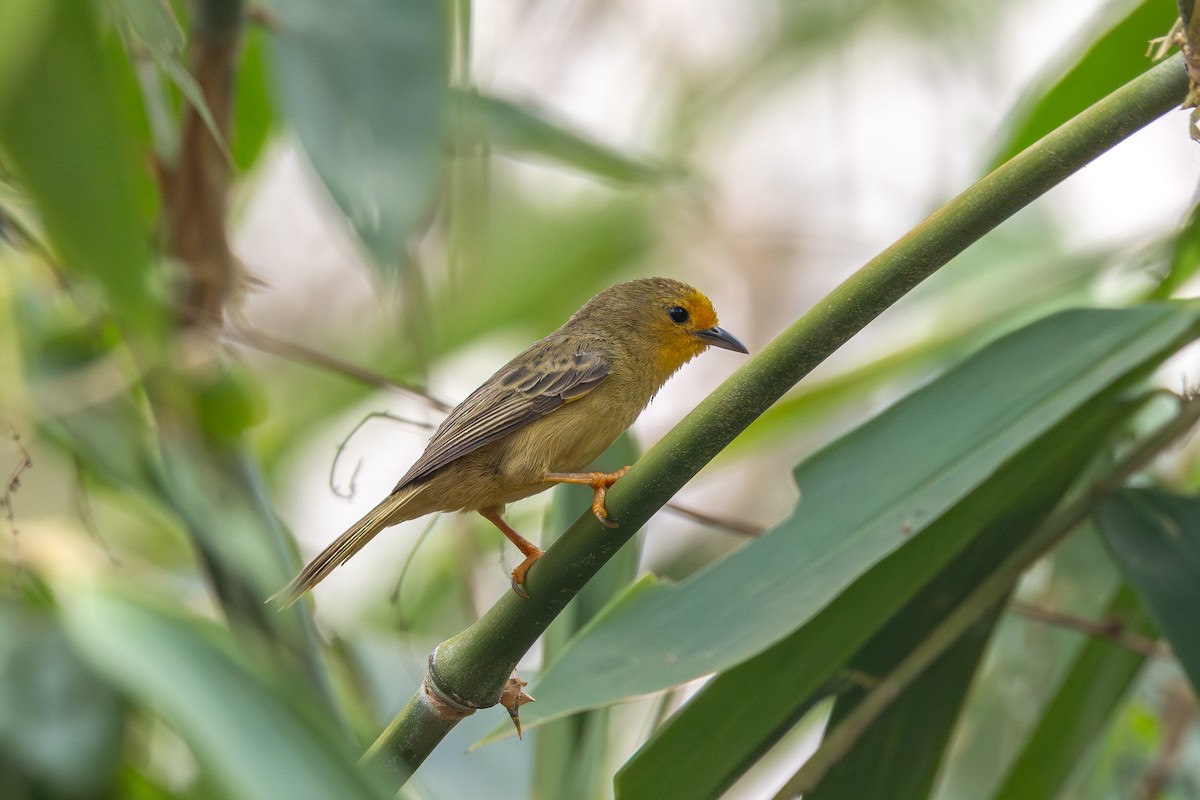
648,287,721,379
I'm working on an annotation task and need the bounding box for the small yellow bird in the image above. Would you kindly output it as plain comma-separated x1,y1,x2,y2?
271,278,746,605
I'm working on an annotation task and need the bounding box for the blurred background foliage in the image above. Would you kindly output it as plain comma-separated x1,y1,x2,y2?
2,0,1200,798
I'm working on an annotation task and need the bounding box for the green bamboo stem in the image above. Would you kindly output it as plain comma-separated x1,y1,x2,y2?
368,53,1190,773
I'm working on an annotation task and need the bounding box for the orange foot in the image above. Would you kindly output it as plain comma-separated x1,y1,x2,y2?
480,507,543,599
544,466,632,528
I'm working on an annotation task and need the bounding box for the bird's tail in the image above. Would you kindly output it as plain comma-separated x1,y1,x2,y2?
269,487,417,608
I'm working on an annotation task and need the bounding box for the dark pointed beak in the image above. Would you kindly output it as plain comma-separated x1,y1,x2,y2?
694,326,749,354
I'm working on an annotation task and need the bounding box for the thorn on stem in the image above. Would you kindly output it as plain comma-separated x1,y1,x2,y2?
499,673,535,738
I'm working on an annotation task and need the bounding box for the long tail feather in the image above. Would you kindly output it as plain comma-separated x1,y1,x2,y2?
269,489,415,608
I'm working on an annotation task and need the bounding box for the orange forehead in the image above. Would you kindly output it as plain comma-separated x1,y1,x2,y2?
667,288,719,329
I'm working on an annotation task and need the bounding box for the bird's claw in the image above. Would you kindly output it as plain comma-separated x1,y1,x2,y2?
509,550,541,599
587,465,631,528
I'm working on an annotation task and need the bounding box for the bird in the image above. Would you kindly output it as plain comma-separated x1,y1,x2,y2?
270,277,747,606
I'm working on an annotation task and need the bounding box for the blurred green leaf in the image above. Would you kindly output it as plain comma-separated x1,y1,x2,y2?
103,0,232,164
618,399,1132,800
232,25,275,171
991,0,1176,167
524,305,1200,730
104,0,184,54
0,0,161,336
455,91,677,185
267,0,446,278
0,0,57,111
14,295,163,493
988,583,1154,800
433,193,654,354
0,603,124,800
1096,488,1200,693
1149,199,1200,299
153,433,338,706
59,587,391,800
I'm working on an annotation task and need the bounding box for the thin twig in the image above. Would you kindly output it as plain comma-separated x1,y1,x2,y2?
329,411,438,501
1,429,32,542
226,324,454,412
664,501,764,537
1134,679,1196,800
391,513,443,629
1009,600,1169,658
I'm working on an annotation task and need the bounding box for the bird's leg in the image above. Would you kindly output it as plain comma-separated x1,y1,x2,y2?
543,466,632,528
480,507,542,599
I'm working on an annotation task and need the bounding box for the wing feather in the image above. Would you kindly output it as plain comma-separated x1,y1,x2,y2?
394,344,610,489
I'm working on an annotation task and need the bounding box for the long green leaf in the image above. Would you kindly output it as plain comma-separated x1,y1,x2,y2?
617,396,1133,800
232,25,275,171
1096,488,1200,692
59,587,391,800
813,609,1005,800
805,407,1139,800
0,0,160,337
455,91,676,185
266,0,445,278
991,0,1176,167
988,583,1154,800
524,305,1200,731
0,603,124,799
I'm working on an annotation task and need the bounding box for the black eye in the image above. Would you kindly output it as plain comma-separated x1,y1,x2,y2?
667,306,689,324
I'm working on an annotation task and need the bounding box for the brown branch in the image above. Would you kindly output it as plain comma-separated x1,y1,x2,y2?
165,0,244,327
226,324,454,412
1008,600,1170,659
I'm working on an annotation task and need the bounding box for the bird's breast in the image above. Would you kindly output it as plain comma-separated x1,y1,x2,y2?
499,392,635,483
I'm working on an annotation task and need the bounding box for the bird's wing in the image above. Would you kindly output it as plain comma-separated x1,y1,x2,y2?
395,345,611,489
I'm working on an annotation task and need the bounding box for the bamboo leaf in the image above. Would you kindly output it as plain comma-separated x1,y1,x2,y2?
0,603,124,799
1149,199,1200,299
104,0,231,163
59,587,391,800
0,0,161,337
1095,488,1200,693
991,0,1176,167
617,396,1135,800
803,406,1139,800
266,0,446,278
988,583,1154,800
811,609,1004,800
232,26,275,171
455,91,677,185
524,305,1200,731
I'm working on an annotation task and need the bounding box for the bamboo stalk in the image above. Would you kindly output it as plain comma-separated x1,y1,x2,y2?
368,53,1191,777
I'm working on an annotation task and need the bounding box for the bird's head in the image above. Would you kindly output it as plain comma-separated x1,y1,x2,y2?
570,278,748,381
